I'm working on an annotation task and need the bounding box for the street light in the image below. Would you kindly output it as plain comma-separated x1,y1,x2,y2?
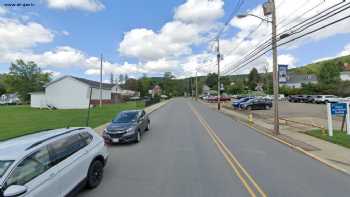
236,14,272,23
237,0,280,135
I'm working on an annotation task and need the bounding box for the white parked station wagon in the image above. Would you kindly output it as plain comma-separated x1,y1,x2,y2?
0,127,109,197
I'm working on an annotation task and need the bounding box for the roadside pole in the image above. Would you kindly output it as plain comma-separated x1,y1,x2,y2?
327,103,333,137
217,38,221,110
347,103,350,135
271,0,279,135
86,87,93,126
99,54,103,108
195,71,198,101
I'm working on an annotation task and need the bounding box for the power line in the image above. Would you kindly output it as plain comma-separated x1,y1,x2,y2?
222,1,348,75
208,0,245,42
226,12,350,75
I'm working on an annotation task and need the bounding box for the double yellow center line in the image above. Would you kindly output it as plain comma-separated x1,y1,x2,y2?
188,103,267,197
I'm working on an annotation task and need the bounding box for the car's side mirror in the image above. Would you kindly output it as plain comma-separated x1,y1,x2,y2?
4,185,27,197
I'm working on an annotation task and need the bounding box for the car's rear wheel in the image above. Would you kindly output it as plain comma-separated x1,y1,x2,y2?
86,160,104,189
265,105,270,110
247,106,252,110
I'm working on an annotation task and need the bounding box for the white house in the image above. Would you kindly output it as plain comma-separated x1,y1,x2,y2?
30,76,117,109
0,93,20,105
281,74,318,88
340,71,350,81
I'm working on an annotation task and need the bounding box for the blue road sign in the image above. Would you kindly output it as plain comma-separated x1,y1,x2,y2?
331,103,347,116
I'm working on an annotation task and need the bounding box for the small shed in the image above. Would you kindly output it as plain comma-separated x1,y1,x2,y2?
30,92,46,108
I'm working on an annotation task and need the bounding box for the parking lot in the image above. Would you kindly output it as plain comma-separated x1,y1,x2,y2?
222,100,344,130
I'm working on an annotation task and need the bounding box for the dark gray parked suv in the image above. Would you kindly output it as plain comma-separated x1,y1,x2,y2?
103,110,150,144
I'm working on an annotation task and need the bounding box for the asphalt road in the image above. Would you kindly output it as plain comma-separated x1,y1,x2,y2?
79,98,350,197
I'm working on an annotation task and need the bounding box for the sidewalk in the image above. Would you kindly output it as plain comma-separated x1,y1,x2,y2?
200,100,350,175
94,99,171,135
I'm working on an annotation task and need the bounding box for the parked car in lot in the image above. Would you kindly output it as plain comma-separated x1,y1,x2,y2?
232,97,254,109
304,95,318,103
0,127,108,197
240,98,272,110
288,95,308,103
219,95,231,102
103,110,150,144
340,97,350,103
314,95,339,104
206,95,218,103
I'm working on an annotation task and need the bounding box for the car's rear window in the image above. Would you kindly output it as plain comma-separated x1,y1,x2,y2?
0,160,13,177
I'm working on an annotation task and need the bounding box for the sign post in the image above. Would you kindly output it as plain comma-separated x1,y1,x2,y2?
328,102,349,136
327,103,333,137
347,103,350,135
278,64,288,84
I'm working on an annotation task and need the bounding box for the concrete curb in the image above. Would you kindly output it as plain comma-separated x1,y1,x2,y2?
197,100,350,176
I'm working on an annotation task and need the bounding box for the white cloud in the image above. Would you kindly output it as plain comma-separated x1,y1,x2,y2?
62,30,70,36
0,46,86,68
143,58,178,72
174,0,224,24
313,43,350,63
43,69,61,78
46,0,104,12
0,18,54,50
118,0,224,62
0,6,7,15
339,43,350,57
118,22,199,61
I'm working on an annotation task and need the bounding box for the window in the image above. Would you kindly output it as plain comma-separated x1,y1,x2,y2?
80,132,93,146
112,112,138,123
6,147,50,186
0,161,13,177
49,134,86,166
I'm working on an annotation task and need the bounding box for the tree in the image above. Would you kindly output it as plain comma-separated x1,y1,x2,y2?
247,68,261,90
125,78,138,91
162,72,176,96
0,74,7,95
227,80,246,95
138,74,151,97
319,62,341,84
110,73,114,84
119,74,124,84
124,74,129,83
4,60,51,102
206,73,218,89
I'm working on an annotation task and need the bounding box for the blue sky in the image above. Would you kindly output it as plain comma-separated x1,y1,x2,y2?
0,0,349,82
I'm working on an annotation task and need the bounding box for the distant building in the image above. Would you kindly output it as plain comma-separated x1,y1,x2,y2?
150,85,161,97
282,74,318,88
30,75,118,109
0,93,20,105
340,71,350,81
202,85,210,95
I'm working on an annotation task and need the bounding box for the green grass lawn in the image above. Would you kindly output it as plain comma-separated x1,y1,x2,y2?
306,129,350,148
0,102,144,141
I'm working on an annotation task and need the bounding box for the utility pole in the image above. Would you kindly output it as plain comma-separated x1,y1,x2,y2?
236,0,279,134
195,71,198,100
217,38,221,110
271,0,279,135
189,77,192,98
99,54,103,108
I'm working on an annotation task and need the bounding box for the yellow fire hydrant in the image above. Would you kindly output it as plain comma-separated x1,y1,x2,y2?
248,113,254,125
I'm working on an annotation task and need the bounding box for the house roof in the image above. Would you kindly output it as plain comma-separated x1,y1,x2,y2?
71,76,115,89
45,75,116,90
286,74,318,84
